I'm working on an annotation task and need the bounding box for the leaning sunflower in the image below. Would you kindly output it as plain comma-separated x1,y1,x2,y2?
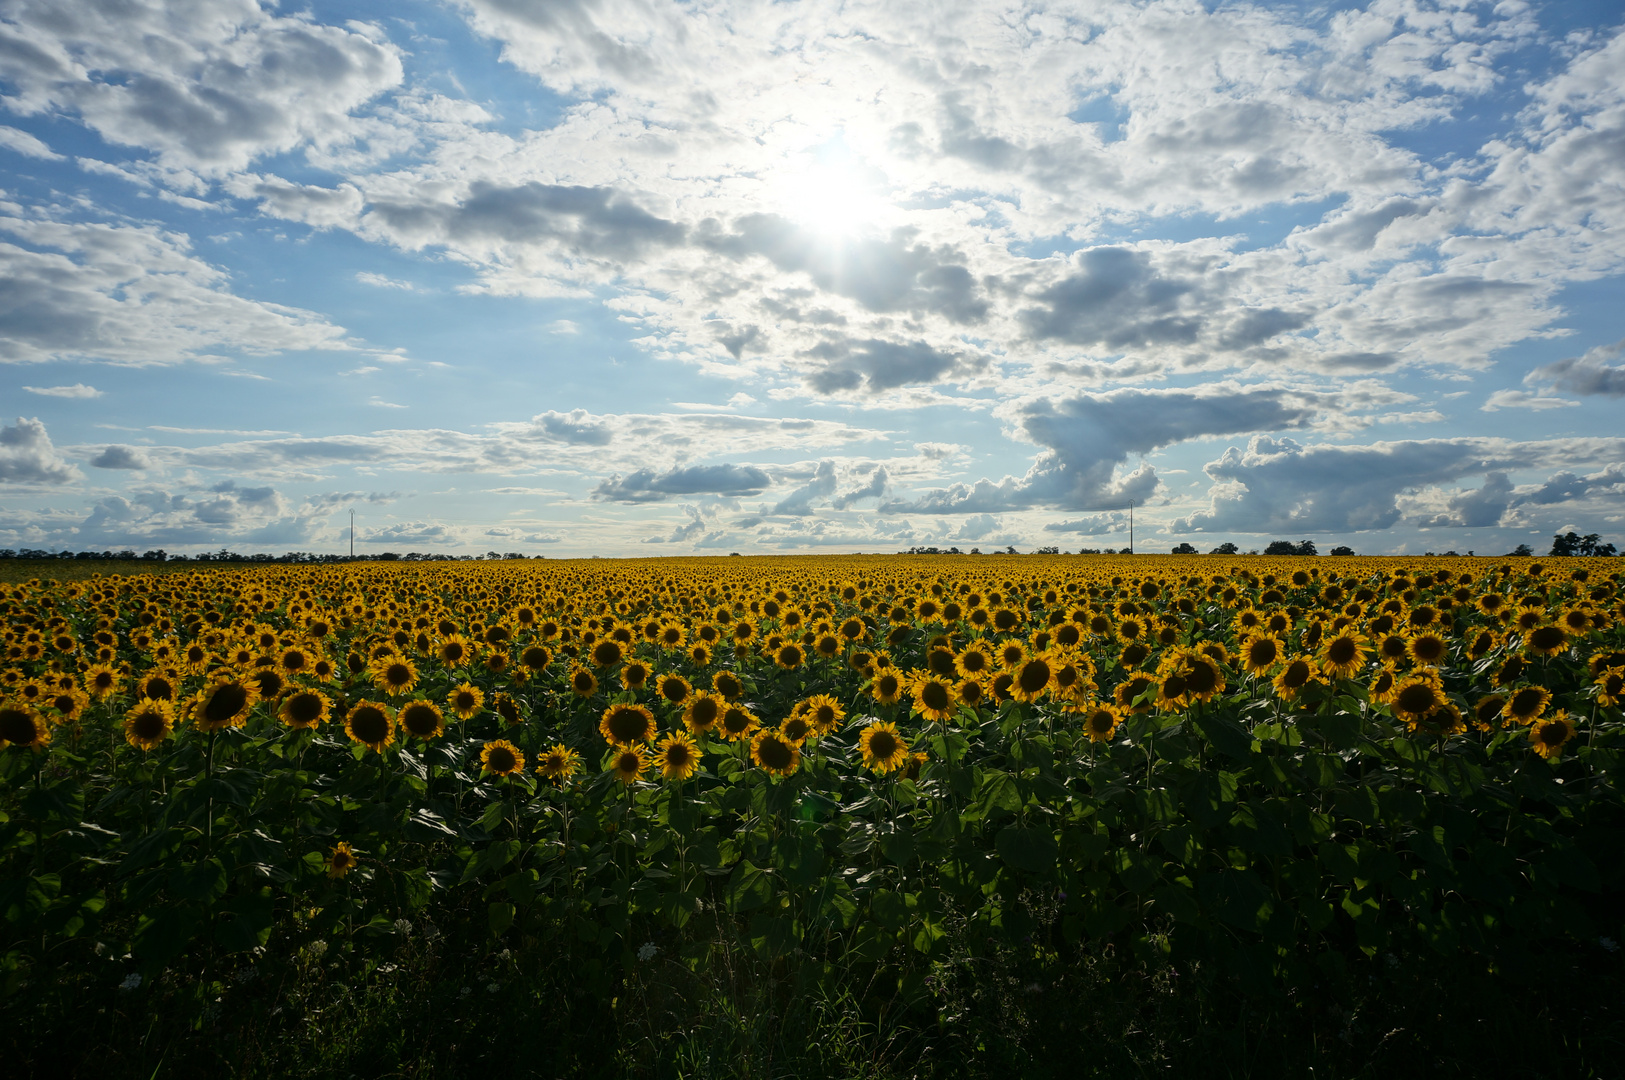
858,721,910,774
802,693,845,736
536,744,581,784
123,698,175,751
750,728,802,778
1388,674,1447,722
1597,667,1625,708
369,655,420,697
190,675,259,732
480,739,526,778
1528,713,1578,760
1008,654,1053,703
655,732,701,781
718,704,759,742
0,704,51,747
609,744,651,786
326,842,358,879
1503,684,1551,725
1077,700,1123,744
569,665,599,698
909,670,957,722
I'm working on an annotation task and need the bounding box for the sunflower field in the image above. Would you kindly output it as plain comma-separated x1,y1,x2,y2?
3,555,1623,1077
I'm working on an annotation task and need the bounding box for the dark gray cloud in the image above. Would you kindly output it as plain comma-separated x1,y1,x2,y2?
535,408,613,445
1526,339,1625,398
368,182,686,261
1,416,79,484
90,445,149,470
1020,247,1202,349
699,215,989,323
800,337,971,394
594,463,771,502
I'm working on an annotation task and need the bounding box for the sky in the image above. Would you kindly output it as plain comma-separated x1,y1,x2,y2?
1,0,1623,558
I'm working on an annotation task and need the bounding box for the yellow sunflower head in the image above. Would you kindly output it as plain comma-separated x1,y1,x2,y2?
718,704,759,742
858,720,910,774
326,841,357,879
1528,713,1577,760
609,744,650,786
750,728,801,778
397,699,445,740
446,681,485,720
655,732,701,781
343,701,396,753
191,676,259,732
480,739,526,777
536,744,581,784
600,702,657,746
279,688,331,730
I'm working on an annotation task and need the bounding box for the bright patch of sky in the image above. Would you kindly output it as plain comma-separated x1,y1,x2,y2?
2,0,1623,557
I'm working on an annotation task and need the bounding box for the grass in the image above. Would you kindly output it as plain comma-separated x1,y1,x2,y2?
5,897,1621,1079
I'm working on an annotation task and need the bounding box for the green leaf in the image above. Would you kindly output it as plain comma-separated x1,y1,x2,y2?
170,859,228,904
996,825,1058,875
461,839,522,883
978,770,1023,816
214,889,274,953
1198,869,1274,932
724,860,773,913
1193,713,1254,759
489,901,515,936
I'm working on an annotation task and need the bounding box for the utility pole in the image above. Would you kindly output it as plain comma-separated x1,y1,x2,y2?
1128,499,1134,554
350,510,355,559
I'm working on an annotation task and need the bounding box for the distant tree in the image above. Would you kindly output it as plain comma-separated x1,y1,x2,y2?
969,548,982,555
948,547,964,554
1006,545,1019,555
1264,540,1297,555
1208,542,1239,555
1508,543,1534,556
1170,542,1198,554
1077,547,1102,555
1295,540,1318,556
1329,545,1356,556
1550,532,1618,557
1117,546,1134,554
1035,545,1060,554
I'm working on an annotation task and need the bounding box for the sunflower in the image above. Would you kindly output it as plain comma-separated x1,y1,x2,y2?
325,841,357,878
858,721,910,774
369,656,419,697
802,693,845,736
44,687,89,723
446,682,485,720
1389,674,1446,721
1471,694,1506,731
115,698,172,751
610,744,650,785
1114,673,1154,713
781,708,814,746
1528,713,1578,760
1272,657,1319,703
191,676,259,732
1525,625,1570,658
996,640,1028,670
344,701,395,753
1239,635,1282,675
1465,629,1500,660
655,731,701,780
1009,655,1053,703
82,663,122,700
1373,633,1411,665
436,634,476,668
1078,701,1123,743
278,646,313,677
1493,654,1527,687
1503,684,1551,725
249,667,286,701
1597,667,1625,708
480,739,526,777
773,642,804,670
536,744,581,784
1408,631,1449,667
751,728,802,778
950,642,992,680
712,669,744,700
718,704,760,742
589,637,625,669
279,688,331,730
953,677,988,711
1318,631,1369,679
910,671,957,722
518,644,553,677
1406,699,1466,737
136,670,179,702
398,699,445,740
867,670,905,707
569,666,599,698
601,702,657,746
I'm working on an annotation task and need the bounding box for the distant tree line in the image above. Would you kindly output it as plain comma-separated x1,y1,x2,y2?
0,549,544,563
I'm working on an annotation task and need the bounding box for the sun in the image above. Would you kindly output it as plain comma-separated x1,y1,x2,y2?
775,145,888,237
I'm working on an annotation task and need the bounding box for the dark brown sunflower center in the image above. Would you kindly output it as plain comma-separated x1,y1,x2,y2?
1282,662,1311,690
664,743,694,768
487,746,518,772
660,679,688,703
690,698,719,727
1529,626,1567,651
401,703,439,736
203,684,250,724
286,693,325,726
1537,723,1567,746
350,706,390,743
1509,688,1545,717
385,663,412,686
1395,683,1438,714
1087,710,1114,733
868,731,898,759
522,647,550,669
722,708,752,734
1327,638,1356,665
1017,661,1051,694
0,707,40,744
593,641,622,666
130,709,167,740
756,736,794,770
607,707,652,743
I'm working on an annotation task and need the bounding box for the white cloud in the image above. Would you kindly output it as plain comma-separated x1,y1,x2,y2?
24,383,102,398
0,416,80,485
0,125,63,160
1482,389,1579,412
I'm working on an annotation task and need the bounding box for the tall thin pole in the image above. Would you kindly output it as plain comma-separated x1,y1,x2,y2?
1128,500,1134,554
350,510,355,558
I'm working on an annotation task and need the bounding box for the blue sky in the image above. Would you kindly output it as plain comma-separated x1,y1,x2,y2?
2,0,1622,557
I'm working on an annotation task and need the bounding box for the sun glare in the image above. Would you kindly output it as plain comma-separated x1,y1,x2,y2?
778,153,887,237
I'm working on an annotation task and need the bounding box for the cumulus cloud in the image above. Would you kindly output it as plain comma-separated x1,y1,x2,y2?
0,125,63,160
771,460,838,516
0,0,404,175
90,445,150,470
0,417,80,484
832,465,889,509
1524,339,1625,399
0,213,349,365
1174,436,1625,534
594,463,772,503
